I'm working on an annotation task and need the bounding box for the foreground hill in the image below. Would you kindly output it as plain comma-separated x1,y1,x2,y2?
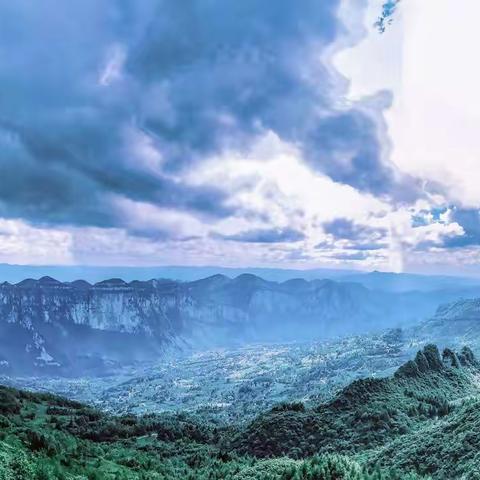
2,344,480,478
235,345,480,462
0,385,421,479
1,274,478,376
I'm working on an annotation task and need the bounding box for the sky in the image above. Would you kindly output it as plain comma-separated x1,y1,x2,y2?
0,0,479,275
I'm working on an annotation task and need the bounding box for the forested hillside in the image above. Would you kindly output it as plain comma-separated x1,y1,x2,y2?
1,344,479,479
235,345,479,460
0,385,420,479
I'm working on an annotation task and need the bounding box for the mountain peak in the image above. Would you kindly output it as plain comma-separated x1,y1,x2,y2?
15,278,38,288
395,344,478,378
38,276,62,286
94,278,128,288
69,280,92,289
233,273,267,285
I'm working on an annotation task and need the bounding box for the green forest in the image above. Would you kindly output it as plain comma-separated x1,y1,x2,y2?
1,345,479,479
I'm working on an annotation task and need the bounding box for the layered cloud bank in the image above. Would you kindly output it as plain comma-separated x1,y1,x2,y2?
0,0,478,274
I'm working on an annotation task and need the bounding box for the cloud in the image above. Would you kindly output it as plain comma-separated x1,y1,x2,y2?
127,1,414,199
0,1,232,230
6,0,470,271
329,251,370,261
0,121,232,227
0,0,411,237
0,219,73,265
323,217,387,241
443,209,480,248
345,242,388,251
220,227,305,244
317,217,388,255
383,0,480,211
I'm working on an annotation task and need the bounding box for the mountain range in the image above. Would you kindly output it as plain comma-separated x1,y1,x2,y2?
2,263,480,287
2,273,480,375
0,263,358,284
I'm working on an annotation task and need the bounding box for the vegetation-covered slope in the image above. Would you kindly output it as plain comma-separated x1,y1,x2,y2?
233,345,480,479
2,344,479,479
0,386,422,479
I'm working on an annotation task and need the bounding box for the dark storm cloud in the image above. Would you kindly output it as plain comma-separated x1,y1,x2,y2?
219,228,305,244
306,110,393,195
125,0,339,171
0,1,232,228
127,1,415,199
0,0,412,232
0,124,231,227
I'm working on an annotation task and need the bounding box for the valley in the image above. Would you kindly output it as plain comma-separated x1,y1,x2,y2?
2,329,411,422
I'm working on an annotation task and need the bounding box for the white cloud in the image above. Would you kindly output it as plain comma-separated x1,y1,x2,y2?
388,0,480,208
113,196,208,239
340,0,480,209
188,132,389,240
0,219,73,265
335,0,404,101
329,0,480,270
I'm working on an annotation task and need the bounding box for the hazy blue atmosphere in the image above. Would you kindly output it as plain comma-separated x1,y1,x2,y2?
2,1,480,479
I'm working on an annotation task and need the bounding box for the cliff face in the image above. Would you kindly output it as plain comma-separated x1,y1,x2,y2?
0,276,260,375
0,277,194,375
1,278,181,334
0,274,463,376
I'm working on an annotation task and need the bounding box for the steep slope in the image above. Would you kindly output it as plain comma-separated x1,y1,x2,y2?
0,277,192,375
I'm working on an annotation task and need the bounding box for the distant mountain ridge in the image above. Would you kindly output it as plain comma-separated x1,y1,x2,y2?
2,274,480,376
0,263,358,284
2,263,480,288
342,270,480,293
414,297,480,351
